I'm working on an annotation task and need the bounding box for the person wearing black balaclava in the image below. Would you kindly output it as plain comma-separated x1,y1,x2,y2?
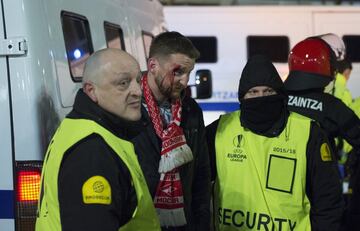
237,54,288,137
206,55,344,231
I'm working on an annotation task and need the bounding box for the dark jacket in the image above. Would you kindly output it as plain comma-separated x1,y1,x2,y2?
343,148,360,231
206,114,344,231
58,89,137,231
130,94,211,231
287,89,360,149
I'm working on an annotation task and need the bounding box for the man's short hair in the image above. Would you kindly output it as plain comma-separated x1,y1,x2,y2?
149,31,200,60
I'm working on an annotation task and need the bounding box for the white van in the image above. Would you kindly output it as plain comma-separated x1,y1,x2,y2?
0,0,166,230
164,5,360,124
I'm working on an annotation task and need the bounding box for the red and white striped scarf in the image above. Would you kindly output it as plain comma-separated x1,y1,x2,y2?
141,73,193,227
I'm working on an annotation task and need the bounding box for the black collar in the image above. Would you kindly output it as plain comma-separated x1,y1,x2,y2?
67,89,143,140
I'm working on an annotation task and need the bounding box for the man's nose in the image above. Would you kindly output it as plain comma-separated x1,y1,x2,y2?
258,91,265,97
131,82,142,96
179,75,190,87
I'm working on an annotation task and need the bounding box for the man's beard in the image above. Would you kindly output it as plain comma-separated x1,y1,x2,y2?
156,74,183,100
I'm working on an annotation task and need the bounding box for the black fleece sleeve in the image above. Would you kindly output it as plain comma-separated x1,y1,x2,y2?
206,119,219,182
306,122,344,231
191,110,211,231
58,134,136,231
327,95,360,148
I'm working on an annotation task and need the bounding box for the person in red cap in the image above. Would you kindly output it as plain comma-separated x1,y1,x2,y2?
285,37,360,151
285,37,360,230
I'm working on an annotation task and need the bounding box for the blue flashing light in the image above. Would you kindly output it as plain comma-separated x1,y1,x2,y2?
73,49,82,59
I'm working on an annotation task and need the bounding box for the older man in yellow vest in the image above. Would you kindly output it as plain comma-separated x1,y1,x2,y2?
36,48,160,231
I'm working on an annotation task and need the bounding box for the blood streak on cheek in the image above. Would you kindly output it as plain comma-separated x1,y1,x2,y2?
170,65,181,85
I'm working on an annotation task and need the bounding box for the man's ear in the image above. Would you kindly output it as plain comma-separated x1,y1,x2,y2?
147,57,159,74
83,82,98,103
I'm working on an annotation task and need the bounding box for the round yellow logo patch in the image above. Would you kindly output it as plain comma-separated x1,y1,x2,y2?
320,143,332,162
82,175,111,205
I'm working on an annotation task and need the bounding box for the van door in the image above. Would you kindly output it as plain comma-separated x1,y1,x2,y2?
313,11,360,98
0,1,16,230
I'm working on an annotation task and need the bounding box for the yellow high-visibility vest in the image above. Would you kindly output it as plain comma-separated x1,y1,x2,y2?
214,111,311,231
36,118,160,231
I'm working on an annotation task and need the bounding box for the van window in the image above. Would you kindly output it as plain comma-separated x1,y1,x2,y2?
187,36,217,63
104,22,125,50
142,32,153,59
61,11,94,82
247,36,289,63
343,35,360,62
